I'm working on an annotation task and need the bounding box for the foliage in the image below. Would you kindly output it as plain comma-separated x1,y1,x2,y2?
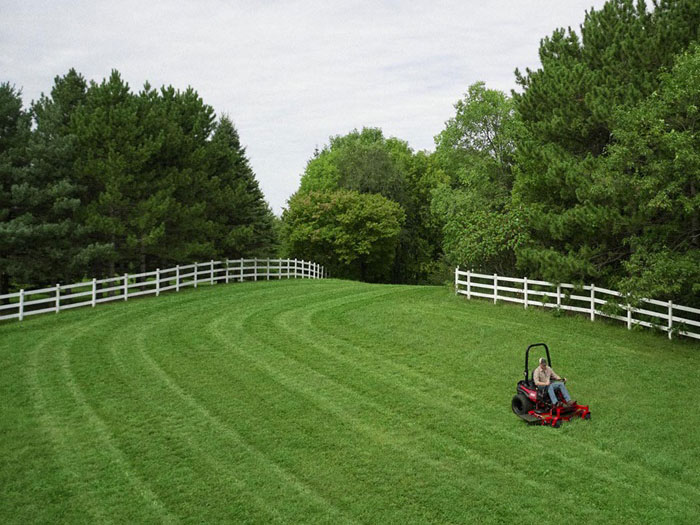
293,127,442,283
283,190,404,282
512,0,700,289
431,82,525,274
0,82,32,295
0,70,278,292
603,44,700,304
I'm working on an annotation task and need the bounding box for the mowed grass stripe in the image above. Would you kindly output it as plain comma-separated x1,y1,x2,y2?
277,290,643,494
299,288,698,499
92,282,358,524
307,286,700,517
251,285,697,521
2,279,699,523
214,285,569,522
24,310,177,523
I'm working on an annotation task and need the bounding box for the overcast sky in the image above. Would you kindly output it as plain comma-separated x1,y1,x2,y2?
1,0,608,214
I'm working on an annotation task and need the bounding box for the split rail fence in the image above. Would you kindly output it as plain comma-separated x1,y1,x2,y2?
455,269,700,341
1,258,325,323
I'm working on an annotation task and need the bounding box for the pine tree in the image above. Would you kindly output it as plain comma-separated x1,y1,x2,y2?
512,0,700,286
29,69,108,281
0,83,31,295
204,116,277,258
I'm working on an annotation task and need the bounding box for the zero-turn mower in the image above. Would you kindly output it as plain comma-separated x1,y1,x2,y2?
511,343,591,428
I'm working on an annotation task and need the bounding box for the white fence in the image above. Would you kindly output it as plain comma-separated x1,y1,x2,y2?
0,258,325,323
455,269,700,341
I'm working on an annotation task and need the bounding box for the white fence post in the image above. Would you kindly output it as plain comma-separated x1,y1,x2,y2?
176,265,180,292
590,284,595,321
240,258,244,282
254,258,258,281
668,301,673,340
294,258,298,278
156,269,160,296
92,278,97,307
124,274,128,301
454,267,459,295
467,270,471,300
493,274,498,304
556,284,561,309
211,260,215,285
55,283,60,313
194,263,198,288
225,259,230,284
627,303,632,329
267,258,270,280
524,277,528,309
19,289,25,321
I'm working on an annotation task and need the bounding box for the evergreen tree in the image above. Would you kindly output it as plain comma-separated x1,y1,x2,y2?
29,69,106,281
604,44,700,305
512,0,700,285
0,83,31,295
204,115,277,258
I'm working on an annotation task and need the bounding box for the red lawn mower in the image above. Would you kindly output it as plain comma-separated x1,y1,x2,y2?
511,343,591,428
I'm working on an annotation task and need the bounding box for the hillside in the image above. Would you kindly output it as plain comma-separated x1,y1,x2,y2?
1,279,699,523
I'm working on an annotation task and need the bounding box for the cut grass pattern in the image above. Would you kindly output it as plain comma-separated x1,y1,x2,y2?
2,280,699,523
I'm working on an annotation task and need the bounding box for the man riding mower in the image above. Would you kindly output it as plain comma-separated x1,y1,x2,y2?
511,343,591,428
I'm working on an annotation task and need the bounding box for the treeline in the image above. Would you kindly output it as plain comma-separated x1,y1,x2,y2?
282,0,700,306
3,0,698,308
0,70,276,296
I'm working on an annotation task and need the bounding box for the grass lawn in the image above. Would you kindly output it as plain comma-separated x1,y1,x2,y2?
1,279,699,523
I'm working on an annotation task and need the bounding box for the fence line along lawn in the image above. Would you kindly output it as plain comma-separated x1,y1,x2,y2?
1,279,699,523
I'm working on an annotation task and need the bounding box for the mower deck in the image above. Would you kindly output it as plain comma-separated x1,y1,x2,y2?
524,403,591,427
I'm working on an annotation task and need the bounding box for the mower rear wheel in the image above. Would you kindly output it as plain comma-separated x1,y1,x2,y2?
553,419,562,428
511,393,534,416
584,413,591,420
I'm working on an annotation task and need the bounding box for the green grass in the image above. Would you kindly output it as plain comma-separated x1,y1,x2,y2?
1,279,699,524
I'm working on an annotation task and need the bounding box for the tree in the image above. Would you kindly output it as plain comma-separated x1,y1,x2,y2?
602,44,700,305
300,128,408,205
204,115,277,258
512,0,700,285
295,127,441,283
431,82,524,274
283,190,405,282
28,69,106,281
71,70,162,276
0,83,31,295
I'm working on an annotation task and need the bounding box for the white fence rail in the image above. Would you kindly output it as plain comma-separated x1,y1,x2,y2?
455,268,700,342
0,258,326,323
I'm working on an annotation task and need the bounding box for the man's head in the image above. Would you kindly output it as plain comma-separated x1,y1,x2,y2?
539,357,547,369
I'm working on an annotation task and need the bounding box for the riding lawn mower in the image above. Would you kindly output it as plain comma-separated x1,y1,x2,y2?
511,343,591,428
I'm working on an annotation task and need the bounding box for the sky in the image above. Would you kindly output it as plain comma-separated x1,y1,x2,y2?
1,0,609,214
